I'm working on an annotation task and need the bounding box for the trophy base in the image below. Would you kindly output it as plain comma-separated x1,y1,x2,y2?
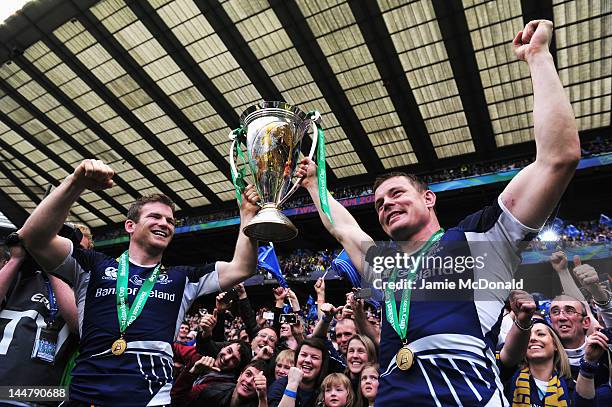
243,206,298,242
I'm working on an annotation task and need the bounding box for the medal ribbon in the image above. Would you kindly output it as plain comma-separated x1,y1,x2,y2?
384,229,444,342
307,111,333,225
116,251,161,334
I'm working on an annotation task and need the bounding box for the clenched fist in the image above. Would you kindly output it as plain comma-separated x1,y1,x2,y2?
72,159,115,191
513,20,554,62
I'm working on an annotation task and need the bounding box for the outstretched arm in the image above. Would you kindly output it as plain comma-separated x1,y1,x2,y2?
19,160,115,271
501,20,580,229
296,158,373,274
217,184,260,290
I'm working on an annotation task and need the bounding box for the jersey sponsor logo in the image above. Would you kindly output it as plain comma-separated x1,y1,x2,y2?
30,293,50,309
129,274,173,286
102,266,118,280
94,286,176,302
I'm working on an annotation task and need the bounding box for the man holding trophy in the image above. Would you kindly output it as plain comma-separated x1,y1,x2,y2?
293,20,581,406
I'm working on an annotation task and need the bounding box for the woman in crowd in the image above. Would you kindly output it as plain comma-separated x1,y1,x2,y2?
316,373,357,407
344,334,377,405
502,321,600,406
359,363,379,407
267,338,329,407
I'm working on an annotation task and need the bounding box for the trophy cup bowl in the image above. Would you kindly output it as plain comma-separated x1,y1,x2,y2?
229,101,319,242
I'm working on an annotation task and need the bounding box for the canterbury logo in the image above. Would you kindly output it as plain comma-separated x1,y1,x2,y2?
102,267,118,280
31,293,50,309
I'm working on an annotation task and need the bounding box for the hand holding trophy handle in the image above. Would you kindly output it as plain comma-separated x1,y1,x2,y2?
278,111,320,207
228,130,251,204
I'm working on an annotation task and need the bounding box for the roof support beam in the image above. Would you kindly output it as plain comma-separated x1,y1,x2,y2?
432,0,497,157
350,0,438,167
270,0,384,175
72,2,223,205
0,126,107,225
0,188,29,228
0,76,128,216
0,160,43,206
193,0,337,183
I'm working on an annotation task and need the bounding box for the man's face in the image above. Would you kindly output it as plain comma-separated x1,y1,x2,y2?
296,345,323,383
251,328,277,353
550,300,589,347
236,366,262,398
177,324,189,341
216,343,242,372
374,177,433,241
335,320,356,355
126,202,175,252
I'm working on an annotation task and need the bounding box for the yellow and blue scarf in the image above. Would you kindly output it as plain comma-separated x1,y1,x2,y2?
511,367,570,407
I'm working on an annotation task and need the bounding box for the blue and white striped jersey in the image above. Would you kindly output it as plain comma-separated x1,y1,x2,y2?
51,243,220,406
364,196,538,407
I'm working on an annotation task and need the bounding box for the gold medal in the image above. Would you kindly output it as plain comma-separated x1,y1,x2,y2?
111,337,127,356
396,346,414,371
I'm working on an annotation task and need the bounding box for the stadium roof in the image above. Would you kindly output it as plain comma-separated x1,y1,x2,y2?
0,0,609,231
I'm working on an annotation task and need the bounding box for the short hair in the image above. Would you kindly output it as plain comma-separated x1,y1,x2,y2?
373,172,428,194
226,340,253,376
275,349,295,365
127,193,175,222
551,294,587,316
242,359,267,375
336,317,356,330
318,373,356,407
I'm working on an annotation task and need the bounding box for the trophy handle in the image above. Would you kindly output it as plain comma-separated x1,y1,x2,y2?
278,116,319,207
229,136,239,184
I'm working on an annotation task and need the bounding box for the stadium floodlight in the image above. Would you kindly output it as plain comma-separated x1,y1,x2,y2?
538,228,560,242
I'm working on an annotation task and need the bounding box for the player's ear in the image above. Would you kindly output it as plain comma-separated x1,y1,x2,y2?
423,190,436,209
125,219,135,234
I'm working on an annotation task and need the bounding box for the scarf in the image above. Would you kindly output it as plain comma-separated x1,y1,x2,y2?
511,367,570,407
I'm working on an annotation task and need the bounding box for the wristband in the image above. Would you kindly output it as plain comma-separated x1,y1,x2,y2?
579,357,599,379
284,389,297,398
593,289,611,307
514,318,534,331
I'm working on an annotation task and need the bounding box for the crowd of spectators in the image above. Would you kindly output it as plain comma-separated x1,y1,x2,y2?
168,246,611,407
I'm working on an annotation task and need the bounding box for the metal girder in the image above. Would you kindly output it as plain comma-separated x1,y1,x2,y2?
192,0,337,183
350,0,438,168
270,0,384,175
0,130,106,225
431,0,497,158
72,1,223,205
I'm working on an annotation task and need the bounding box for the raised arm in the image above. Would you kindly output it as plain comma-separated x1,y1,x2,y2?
501,20,580,229
217,184,260,290
0,245,26,303
296,158,373,274
499,291,536,367
19,160,115,271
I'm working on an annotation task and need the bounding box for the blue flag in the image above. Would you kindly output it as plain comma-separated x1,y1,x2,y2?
551,217,564,233
600,214,611,227
332,249,361,287
306,295,318,321
563,224,581,238
258,244,288,288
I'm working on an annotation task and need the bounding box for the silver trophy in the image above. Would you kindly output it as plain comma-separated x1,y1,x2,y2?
229,101,320,242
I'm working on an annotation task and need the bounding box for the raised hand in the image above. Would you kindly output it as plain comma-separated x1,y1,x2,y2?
273,287,288,305
216,292,231,313
572,257,599,288
287,366,303,387
584,330,608,363
550,251,568,273
513,20,554,62
241,184,261,218
72,159,115,191
189,355,220,374
314,277,325,296
509,290,536,328
295,157,317,190
254,371,267,399
253,345,274,361
199,309,217,338
235,283,247,300
320,302,336,318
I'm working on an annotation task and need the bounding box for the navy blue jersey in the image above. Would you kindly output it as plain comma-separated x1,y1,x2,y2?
365,197,539,407
50,243,220,406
